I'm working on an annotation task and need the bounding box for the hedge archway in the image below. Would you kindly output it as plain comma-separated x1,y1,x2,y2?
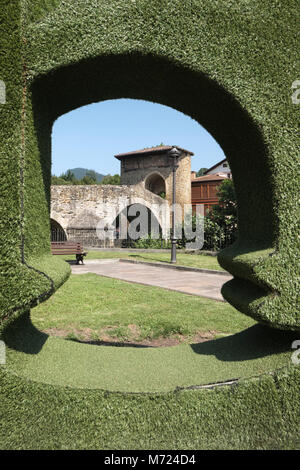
0,2,299,330
0,0,299,450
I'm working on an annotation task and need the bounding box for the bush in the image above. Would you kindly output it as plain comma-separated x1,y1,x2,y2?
131,235,171,249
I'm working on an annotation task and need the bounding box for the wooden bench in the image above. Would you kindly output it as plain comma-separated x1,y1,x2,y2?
51,242,87,265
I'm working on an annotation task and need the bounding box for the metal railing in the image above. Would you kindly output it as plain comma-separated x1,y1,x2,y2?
51,229,67,242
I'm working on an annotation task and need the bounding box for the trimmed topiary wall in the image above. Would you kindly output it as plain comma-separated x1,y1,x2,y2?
0,1,69,331
0,0,299,332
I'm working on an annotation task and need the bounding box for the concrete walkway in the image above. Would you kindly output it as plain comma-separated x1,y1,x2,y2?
71,259,232,301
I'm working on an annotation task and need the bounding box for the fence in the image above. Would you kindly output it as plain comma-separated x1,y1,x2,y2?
51,228,67,242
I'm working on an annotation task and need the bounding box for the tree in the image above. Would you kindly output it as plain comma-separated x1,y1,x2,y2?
196,168,208,177
85,170,98,183
51,175,72,185
80,174,98,185
60,170,76,183
178,179,238,251
101,174,121,185
207,178,237,241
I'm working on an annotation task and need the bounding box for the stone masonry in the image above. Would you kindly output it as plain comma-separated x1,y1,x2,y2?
51,184,169,247
51,146,193,246
116,145,192,214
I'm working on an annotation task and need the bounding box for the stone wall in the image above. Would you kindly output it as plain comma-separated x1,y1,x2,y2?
51,184,169,247
51,149,193,247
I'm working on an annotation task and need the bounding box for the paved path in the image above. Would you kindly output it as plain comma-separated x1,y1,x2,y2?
71,259,232,301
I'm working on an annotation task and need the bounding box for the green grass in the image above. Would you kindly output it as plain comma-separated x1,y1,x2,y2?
1,362,299,450
30,273,252,342
4,309,295,393
3,309,298,394
127,252,223,271
80,250,223,271
2,275,299,447
2,274,293,394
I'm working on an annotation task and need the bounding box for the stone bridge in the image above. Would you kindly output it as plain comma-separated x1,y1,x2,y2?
51,184,169,247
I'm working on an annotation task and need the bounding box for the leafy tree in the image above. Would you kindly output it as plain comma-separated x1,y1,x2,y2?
80,174,98,185
51,175,72,185
196,167,208,177
60,170,76,183
202,217,226,251
208,178,237,230
101,174,121,185
85,170,98,183
204,178,237,248
177,179,237,251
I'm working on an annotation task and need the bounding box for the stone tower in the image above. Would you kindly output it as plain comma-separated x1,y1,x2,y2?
115,145,193,215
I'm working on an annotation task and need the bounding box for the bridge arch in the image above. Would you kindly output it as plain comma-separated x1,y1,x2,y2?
50,218,67,242
112,202,165,246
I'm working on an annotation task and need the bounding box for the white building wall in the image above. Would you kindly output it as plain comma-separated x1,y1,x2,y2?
209,160,231,176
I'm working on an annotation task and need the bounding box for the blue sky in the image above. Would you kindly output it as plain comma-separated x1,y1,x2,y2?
52,99,225,176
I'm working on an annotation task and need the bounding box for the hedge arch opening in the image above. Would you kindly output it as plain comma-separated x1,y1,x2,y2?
27,52,282,326
32,53,276,245
32,52,275,246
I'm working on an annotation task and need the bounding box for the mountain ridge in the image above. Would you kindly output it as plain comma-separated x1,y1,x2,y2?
67,167,106,182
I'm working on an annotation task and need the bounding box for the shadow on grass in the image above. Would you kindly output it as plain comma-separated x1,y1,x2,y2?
2,311,152,352
2,310,48,355
66,337,153,348
190,323,299,361
3,311,299,361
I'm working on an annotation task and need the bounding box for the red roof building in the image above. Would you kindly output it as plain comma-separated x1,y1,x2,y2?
191,159,231,214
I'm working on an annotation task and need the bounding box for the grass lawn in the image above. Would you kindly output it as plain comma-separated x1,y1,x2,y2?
2,274,299,447
3,309,295,393
73,250,223,271
6,272,290,393
30,273,252,343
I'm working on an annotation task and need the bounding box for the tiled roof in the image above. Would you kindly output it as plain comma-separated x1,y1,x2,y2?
115,145,194,160
191,172,229,182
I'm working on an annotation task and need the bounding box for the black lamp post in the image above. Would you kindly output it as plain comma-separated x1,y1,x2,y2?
168,147,181,263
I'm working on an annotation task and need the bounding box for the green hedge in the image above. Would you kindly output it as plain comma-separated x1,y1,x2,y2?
1,1,299,329
0,0,299,450
2,0,297,329
0,1,69,329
